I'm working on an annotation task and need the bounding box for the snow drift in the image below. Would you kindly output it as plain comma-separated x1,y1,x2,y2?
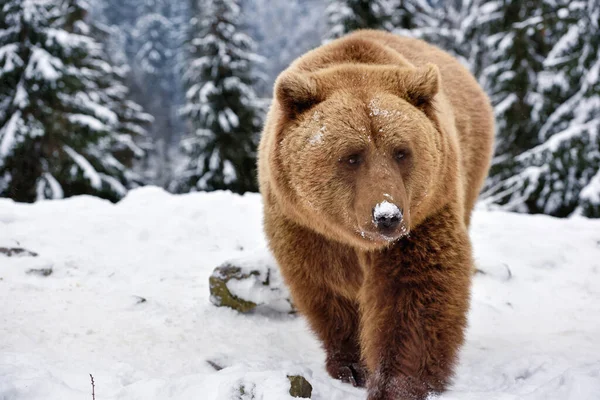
1,187,599,399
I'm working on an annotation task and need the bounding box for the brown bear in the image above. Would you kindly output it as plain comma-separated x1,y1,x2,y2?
258,30,494,400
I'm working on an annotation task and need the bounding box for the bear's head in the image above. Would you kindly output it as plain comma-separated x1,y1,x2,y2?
271,63,446,250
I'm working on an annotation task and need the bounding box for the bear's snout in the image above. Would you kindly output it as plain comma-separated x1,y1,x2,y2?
372,201,403,232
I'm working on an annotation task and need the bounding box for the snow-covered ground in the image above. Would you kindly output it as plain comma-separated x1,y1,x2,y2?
1,187,599,400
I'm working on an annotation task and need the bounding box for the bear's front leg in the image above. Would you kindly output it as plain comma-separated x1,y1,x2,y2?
358,216,472,400
318,294,368,387
264,212,369,386
290,278,368,387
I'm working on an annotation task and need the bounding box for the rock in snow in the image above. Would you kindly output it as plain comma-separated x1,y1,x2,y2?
0,187,599,400
287,375,313,398
209,250,295,314
0,247,38,257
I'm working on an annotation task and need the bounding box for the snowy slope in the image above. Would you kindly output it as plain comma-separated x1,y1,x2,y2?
1,187,599,400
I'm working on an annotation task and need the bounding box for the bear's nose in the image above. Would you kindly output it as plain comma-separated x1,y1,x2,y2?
372,201,402,232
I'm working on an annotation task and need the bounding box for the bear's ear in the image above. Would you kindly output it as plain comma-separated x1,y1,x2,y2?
404,63,440,108
275,71,322,117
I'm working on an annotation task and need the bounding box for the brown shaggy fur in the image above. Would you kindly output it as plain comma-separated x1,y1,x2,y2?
258,30,494,400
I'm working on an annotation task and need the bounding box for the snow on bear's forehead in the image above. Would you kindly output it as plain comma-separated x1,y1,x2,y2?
304,96,416,149
308,111,326,146
368,98,403,119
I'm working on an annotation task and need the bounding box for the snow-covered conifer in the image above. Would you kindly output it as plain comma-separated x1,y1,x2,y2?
0,0,147,202
480,1,549,159
325,0,402,40
482,1,600,217
174,0,263,194
399,0,502,74
131,0,185,185
244,0,327,96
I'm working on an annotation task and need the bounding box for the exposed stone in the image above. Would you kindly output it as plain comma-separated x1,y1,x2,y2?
0,247,38,257
288,375,312,398
208,250,295,314
209,264,260,313
25,268,53,277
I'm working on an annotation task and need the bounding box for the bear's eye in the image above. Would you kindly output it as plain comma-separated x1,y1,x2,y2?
394,149,410,162
343,153,362,167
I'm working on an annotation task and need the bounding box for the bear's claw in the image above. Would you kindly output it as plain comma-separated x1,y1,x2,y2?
327,361,368,387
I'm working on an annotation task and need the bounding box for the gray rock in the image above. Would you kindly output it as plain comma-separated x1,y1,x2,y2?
26,268,53,277
0,247,38,257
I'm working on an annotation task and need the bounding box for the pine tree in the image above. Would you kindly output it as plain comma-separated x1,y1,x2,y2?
244,0,327,96
402,0,503,74
481,1,550,159
69,1,153,178
325,0,401,40
390,0,447,34
0,0,147,202
99,0,138,29
101,63,153,173
481,0,600,217
174,0,263,194
133,12,176,97
131,0,184,185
